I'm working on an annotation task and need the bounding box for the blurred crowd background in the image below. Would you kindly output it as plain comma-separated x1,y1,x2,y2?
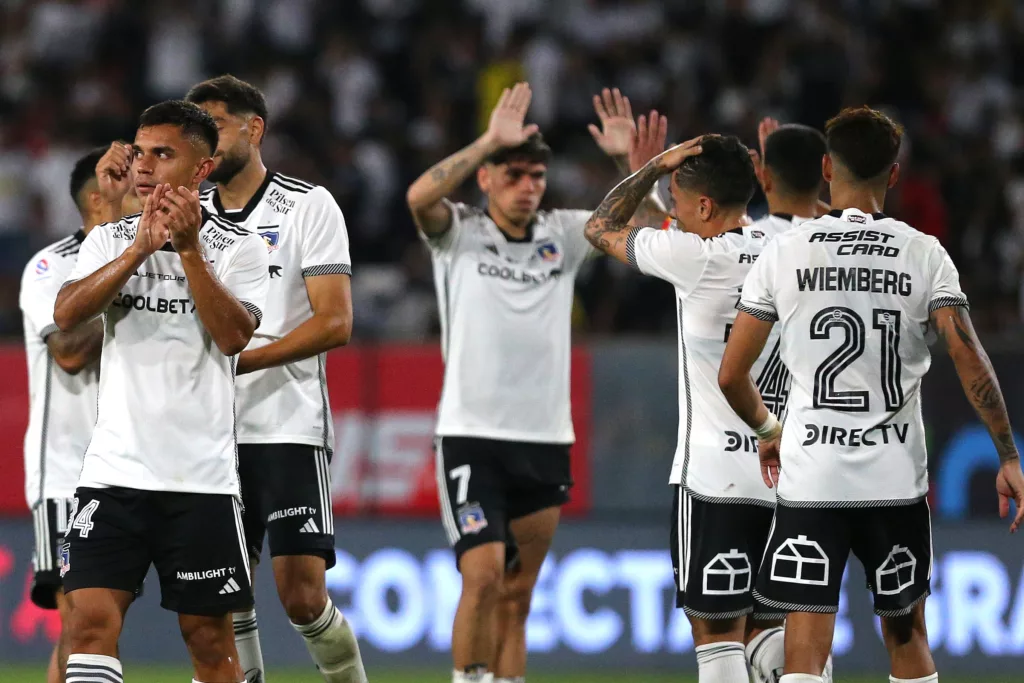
2,0,1024,340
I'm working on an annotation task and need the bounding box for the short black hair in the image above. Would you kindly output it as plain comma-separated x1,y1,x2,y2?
185,74,269,126
825,106,904,181
138,100,218,155
485,132,551,166
763,124,826,194
69,146,108,210
674,135,756,208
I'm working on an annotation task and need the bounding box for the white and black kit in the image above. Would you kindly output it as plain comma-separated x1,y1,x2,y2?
201,172,350,567
58,210,269,614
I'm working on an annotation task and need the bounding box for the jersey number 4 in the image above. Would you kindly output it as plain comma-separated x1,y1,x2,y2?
68,499,101,538
811,306,903,412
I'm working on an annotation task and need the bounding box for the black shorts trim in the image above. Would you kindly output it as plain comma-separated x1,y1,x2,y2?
237,444,337,569
435,436,571,569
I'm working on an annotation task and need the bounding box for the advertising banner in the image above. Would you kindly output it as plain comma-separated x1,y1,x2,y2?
0,519,1022,674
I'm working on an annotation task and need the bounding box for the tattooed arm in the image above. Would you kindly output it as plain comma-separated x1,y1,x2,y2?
585,137,703,264
407,82,540,237
932,304,1024,530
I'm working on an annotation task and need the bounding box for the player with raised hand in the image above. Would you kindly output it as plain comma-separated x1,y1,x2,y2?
54,100,269,683
407,83,666,683
718,106,1024,683
584,130,830,683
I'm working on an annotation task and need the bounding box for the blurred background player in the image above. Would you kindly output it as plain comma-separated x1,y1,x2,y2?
53,100,269,683
719,106,1024,683
18,147,109,683
185,75,363,683
582,131,831,683
406,82,666,683
748,118,829,230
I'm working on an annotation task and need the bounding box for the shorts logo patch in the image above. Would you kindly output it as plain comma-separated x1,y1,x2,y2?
59,543,70,577
770,535,829,586
457,503,488,535
300,518,321,534
875,545,917,595
219,577,242,594
703,549,751,595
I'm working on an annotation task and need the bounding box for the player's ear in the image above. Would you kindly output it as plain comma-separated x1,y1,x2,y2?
822,154,833,183
477,165,491,194
762,166,774,194
249,116,266,146
699,196,713,222
194,156,215,186
887,162,900,189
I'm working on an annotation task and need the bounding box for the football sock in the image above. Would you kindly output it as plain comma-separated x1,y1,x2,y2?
291,598,367,683
233,609,266,683
746,627,785,683
695,641,748,682
890,675,938,683
495,678,525,683
779,676,823,683
453,669,494,682
67,654,123,683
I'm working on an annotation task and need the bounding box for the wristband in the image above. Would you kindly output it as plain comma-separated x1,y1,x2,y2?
754,412,782,442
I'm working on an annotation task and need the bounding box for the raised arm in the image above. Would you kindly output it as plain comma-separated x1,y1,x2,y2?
406,82,539,237
931,305,1024,530
161,187,259,356
585,137,702,263
54,188,168,331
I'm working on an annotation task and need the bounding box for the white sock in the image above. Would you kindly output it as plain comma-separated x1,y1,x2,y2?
890,675,938,683
67,654,123,683
495,678,524,683
192,680,245,683
453,671,494,683
779,676,823,683
746,627,784,683
695,641,748,683
233,609,266,683
291,597,366,683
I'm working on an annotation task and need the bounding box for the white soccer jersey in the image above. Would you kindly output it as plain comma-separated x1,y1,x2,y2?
740,208,969,505
20,231,99,507
200,173,351,450
629,215,798,504
422,201,595,443
63,211,269,496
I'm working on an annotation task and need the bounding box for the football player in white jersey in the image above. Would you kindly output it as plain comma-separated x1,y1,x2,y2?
718,106,1024,683
185,75,363,683
583,128,818,683
19,147,110,683
54,100,269,683
407,83,667,683
748,118,828,235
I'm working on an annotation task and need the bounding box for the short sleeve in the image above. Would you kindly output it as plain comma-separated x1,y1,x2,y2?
738,238,779,322
299,186,352,277
222,233,270,328
926,239,969,311
65,227,115,285
419,199,466,254
19,255,68,340
549,209,596,270
627,226,709,295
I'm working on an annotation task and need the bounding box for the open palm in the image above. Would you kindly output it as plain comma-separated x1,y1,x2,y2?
588,88,635,158
486,82,540,149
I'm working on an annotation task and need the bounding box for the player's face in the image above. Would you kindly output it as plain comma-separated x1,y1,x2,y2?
668,179,711,232
479,161,547,224
132,125,213,198
197,101,256,185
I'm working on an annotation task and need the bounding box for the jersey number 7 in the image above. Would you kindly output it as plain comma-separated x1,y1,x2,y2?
811,306,903,412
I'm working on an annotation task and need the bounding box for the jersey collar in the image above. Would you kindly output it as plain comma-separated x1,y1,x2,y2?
73,228,86,243
210,171,274,222
485,206,535,243
771,212,794,222
827,208,887,221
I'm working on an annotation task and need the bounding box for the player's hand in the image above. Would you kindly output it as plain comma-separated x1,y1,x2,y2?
749,117,779,192
759,437,781,489
130,185,170,259
483,82,540,150
160,187,204,255
588,88,635,159
996,459,1024,532
627,110,668,173
96,142,134,204
651,136,705,174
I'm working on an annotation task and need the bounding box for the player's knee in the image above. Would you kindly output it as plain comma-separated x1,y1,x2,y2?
180,616,234,667
459,557,503,605
66,601,118,652
499,576,535,623
881,604,927,649
279,581,328,625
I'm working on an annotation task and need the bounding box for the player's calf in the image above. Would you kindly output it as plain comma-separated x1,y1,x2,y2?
180,613,244,683
452,543,505,680
881,600,936,682
273,555,329,624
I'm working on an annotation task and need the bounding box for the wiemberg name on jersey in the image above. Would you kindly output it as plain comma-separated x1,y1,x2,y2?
797,266,912,296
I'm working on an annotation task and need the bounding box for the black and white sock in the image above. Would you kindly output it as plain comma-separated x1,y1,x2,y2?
291,597,367,683
66,654,123,683
233,609,266,683
695,641,748,683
